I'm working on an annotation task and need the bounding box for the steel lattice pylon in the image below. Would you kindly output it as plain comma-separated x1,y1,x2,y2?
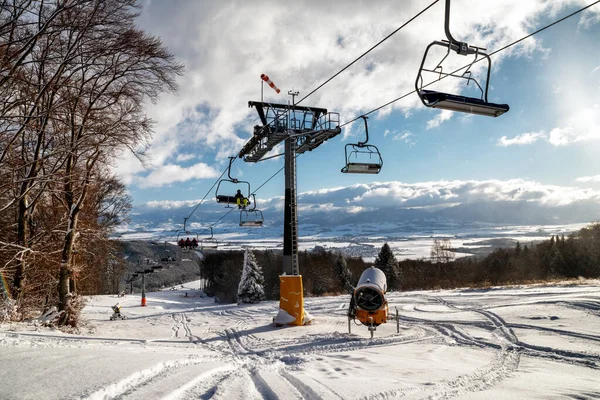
239,96,340,325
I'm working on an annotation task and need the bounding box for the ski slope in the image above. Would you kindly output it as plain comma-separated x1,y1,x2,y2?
1,280,599,399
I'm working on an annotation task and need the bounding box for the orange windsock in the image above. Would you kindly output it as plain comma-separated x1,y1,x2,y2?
261,74,280,94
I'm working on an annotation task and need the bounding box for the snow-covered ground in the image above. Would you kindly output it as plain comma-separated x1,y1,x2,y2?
1,280,599,399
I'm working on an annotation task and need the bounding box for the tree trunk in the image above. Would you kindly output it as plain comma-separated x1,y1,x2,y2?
12,195,29,300
58,203,79,314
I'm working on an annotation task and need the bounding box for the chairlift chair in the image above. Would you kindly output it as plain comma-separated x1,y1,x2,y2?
200,227,219,249
239,194,264,227
341,116,383,174
215,156,251,208
415,0,509,117
176,231,199,251
159,241,177,263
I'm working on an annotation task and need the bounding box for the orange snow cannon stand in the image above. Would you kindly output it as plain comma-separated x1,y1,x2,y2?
140,297,146,307
277,275,309,326
356,305,388,326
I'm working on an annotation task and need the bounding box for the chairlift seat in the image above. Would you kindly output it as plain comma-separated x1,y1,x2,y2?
419,90,509,117
240,220,263,227
201,241,218,249
216,195,238,204
342,162,382,174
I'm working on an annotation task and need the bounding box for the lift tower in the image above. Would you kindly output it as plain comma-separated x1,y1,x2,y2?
239,94,340,325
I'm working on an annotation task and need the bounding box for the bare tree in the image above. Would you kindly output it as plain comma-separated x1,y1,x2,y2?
0,0,182,325
430,238,455,263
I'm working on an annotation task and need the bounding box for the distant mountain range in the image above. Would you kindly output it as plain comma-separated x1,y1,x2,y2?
117,199,600,241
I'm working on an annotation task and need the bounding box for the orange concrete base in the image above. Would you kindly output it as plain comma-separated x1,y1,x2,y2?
279,275,305,326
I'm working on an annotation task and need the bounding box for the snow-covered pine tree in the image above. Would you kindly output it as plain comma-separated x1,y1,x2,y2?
333,252,353,294
374,243,398,290
237,248,265,304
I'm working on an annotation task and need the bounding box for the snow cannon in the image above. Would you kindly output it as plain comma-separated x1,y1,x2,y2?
347,266,388,338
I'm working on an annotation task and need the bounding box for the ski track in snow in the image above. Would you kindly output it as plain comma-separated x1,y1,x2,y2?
2,281,600,399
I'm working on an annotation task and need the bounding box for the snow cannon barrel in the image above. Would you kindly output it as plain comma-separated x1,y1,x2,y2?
354,266,387,311
352,266,388,329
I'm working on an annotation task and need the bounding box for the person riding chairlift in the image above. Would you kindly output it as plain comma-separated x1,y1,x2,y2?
191,238,198,248
185,237,192,249
234,189,249,209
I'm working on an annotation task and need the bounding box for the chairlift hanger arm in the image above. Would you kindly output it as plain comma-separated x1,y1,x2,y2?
226,156,238,182
358,115,369,147
415,41,492,103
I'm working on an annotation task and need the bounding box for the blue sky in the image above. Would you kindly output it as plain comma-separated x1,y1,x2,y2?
117,1,600,223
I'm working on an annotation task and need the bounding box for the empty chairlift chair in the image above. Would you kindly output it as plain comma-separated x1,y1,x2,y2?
239,194,264,227
341,116,383,174
200,227,218,249
415,0,509,118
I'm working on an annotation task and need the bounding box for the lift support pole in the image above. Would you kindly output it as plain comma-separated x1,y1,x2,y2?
283,93,299,277
279,92,305,325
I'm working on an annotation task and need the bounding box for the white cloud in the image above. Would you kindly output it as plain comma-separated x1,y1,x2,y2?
497,107,600,148
426,110,454,129
548,126,575,146
138,162,220,188
497,131,546,146
592,65,600,74
119,0,590,183
384,130,416,146
142,179,600,213
176,153,196,162
576,175,600,183
578,7,600,29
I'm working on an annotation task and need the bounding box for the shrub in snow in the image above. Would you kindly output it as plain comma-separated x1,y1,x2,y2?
0,296,18,322
237,249,265,304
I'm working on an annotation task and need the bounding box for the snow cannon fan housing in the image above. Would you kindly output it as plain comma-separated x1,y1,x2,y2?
354,266,388,326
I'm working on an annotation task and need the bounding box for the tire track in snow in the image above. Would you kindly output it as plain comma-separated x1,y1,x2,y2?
259,328,434,357
429,297,600,368
82,357,222,400
224,328,252,356
280,370,325,400
474,309,599,369
363,297,522,399
167,369,236,400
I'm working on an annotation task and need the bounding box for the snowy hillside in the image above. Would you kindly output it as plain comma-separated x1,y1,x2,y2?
1,280,599,399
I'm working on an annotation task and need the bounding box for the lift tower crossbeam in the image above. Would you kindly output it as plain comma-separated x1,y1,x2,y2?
239,97,340,325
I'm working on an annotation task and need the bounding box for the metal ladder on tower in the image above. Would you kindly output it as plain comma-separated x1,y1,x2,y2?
290,140,299,276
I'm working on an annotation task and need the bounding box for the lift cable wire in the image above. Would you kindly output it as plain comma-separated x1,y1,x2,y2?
341,0,600,127
189,0,600,234
295,0,440,106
